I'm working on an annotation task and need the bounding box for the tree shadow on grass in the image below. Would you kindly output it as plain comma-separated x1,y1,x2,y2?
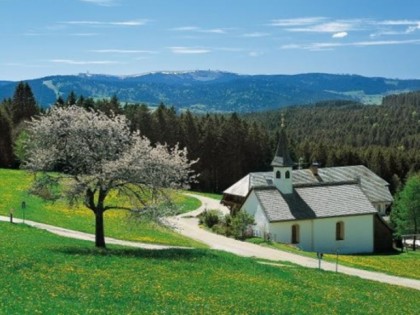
53,246,217,261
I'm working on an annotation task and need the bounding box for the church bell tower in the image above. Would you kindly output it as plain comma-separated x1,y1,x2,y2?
271,116,293,194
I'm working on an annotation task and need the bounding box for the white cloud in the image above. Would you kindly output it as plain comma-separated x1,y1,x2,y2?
64,21,101,25
91,49,156,54
242,32,270,38
370,20,420,37
111,20,147,26
63,19,147,26
351,39,420,47
50,59,122,65
80,0,118,6
169,47,211,54
170,26,226,34
332,32,348,38
379,19,420,26
171,26,199,31
270,17,326,27
202,28,225,34
280,44,302,49
248,51,263,57
288,22,355,33
281,38,420,50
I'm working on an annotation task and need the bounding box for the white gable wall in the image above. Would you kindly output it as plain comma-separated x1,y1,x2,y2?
242,192,269,235
267,214,374,254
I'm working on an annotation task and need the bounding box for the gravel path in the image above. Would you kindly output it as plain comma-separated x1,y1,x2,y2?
167,194,420,291
0,215,187,250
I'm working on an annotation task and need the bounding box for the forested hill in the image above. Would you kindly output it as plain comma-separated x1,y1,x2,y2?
242,94,420,193
2,71,420,112
1,83,420,194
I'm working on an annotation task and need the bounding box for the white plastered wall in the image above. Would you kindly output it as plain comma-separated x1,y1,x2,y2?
268,214,374,254
241,192,269,235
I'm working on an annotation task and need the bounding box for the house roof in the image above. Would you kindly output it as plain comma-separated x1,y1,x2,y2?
252,183,377,222
223,165,393,203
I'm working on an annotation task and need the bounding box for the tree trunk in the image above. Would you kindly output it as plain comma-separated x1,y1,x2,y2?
95,210,106,248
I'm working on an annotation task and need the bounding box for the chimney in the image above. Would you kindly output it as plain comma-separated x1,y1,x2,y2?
310,161,319,176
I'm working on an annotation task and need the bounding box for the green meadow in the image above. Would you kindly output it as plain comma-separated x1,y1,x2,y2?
1,223,419,315
1,168,420,314
248,238,420,280
0,168,203,248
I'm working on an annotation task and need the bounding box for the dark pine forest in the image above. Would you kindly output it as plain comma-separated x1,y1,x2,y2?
1,84,420,195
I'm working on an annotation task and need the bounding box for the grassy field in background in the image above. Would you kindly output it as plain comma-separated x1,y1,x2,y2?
248,238,420,280
1,222,419,314
0,168,204,248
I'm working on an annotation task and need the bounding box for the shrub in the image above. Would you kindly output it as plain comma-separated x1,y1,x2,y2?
211,223,227,235
200,210,254,240
229,211,255,240
199,209,222,228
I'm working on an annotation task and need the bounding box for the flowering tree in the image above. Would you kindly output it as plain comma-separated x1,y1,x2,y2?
23,106,196,248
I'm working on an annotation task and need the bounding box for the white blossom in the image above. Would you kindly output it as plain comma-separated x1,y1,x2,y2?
23,106,196,247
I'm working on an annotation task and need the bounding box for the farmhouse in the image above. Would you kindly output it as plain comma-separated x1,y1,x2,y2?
222,126,394,254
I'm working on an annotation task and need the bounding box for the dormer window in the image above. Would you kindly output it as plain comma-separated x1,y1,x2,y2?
276,171,281,179
285,170,290,179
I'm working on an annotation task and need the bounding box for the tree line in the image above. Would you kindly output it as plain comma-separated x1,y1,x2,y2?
1,83,420,194
0,84,274,193
244,96,420,193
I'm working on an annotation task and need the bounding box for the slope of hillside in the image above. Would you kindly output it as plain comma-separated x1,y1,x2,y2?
1,71,420,112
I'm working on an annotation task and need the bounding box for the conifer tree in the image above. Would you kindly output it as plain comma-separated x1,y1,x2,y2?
0,107,13,167
11,82,39,126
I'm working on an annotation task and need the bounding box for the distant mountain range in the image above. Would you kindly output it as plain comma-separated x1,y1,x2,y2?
1,71,420,112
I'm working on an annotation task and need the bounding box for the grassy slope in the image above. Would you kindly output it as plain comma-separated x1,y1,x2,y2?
1,223,419,315
0,168,204,248
248,238,420,280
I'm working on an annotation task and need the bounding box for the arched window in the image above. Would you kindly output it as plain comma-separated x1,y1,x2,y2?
291,224,300,244
276,171,281,179
336,221,344,240
285,170,290,179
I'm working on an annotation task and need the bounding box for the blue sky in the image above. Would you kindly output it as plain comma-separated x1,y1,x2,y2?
1,0,420,80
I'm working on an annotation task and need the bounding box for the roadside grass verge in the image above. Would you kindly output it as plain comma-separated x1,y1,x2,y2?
1,222,419,314
247,237,420,280
0,168,204,248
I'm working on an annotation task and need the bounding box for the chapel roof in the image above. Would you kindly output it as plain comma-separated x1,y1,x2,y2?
223,165,393,203
252,183,377,222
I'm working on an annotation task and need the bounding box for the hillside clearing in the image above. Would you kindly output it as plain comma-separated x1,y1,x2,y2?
1,222,419,314
0,168,204,248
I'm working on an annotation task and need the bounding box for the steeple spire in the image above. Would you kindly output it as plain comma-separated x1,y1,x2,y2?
271,114,293,167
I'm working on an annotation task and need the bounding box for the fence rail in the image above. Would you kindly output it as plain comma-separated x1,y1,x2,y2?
401,234,420,250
